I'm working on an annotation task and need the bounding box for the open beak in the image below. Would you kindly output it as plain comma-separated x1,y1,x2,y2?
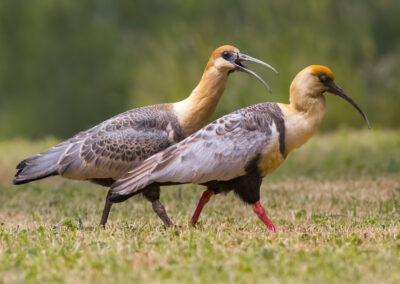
232,53,279,93
326,81,371,129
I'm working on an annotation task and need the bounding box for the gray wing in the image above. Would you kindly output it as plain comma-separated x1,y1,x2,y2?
58,125,173,179
111,103,284,196
14,104,184,183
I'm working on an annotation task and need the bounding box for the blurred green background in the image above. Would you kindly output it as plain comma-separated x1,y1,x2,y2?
1,0,399,139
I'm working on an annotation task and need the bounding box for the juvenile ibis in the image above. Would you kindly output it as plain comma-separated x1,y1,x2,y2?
108,65,370,231
13,45,277,228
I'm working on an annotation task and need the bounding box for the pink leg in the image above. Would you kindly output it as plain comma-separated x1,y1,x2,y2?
252,201,277,232
190,189,215,226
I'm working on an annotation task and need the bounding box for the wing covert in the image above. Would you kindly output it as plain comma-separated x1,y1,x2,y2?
111,103,285,196
58,105,183,179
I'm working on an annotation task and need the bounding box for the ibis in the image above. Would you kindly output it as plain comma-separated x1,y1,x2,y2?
108,65,370,231
13,45,277,228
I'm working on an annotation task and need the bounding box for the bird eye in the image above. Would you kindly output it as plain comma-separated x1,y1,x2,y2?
222,51,232,60
319,74,329,82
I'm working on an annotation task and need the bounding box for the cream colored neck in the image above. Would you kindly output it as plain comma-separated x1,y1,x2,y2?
174,66,229,136
279,89,327,155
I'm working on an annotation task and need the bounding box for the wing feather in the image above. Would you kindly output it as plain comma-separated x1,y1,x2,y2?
58,106,182,179
14,104,184,183
111,103,283,197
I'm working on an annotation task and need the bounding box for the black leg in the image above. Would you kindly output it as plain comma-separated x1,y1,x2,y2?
143,186,174,227
100,190,113,228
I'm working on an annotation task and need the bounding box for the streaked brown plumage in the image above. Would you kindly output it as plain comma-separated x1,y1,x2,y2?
108,65,370,231
13,45,277,227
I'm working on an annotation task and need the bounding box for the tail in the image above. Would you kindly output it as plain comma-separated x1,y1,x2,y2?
13,144,66,185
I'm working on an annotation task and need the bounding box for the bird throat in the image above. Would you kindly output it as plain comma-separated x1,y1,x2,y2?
174,72,229,136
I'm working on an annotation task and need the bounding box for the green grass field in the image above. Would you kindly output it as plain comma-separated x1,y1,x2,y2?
1,129,399,283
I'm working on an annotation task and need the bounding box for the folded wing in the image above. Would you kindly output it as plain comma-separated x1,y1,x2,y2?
13,105,183,184
111,103,284,197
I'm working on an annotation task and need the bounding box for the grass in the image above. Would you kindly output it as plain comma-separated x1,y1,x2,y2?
0,129,399,283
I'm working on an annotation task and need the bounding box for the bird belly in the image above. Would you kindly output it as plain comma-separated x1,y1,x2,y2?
62,162,134,181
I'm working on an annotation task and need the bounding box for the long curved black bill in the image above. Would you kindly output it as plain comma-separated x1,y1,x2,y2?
234,53,279,93
327,81,371,129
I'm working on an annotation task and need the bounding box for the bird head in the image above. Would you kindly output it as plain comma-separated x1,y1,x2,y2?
293,65,371,128
207,45,278,93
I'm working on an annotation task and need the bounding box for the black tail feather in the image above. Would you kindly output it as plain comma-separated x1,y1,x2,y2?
13,159,58,185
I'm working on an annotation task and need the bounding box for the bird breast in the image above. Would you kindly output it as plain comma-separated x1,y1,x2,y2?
256,123,286,176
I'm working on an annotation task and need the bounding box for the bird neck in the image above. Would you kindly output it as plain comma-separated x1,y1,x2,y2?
173,65,229,136
280,88,327,155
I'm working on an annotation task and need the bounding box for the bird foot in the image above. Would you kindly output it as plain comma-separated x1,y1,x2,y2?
164,223,182,229
252,201,277,232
